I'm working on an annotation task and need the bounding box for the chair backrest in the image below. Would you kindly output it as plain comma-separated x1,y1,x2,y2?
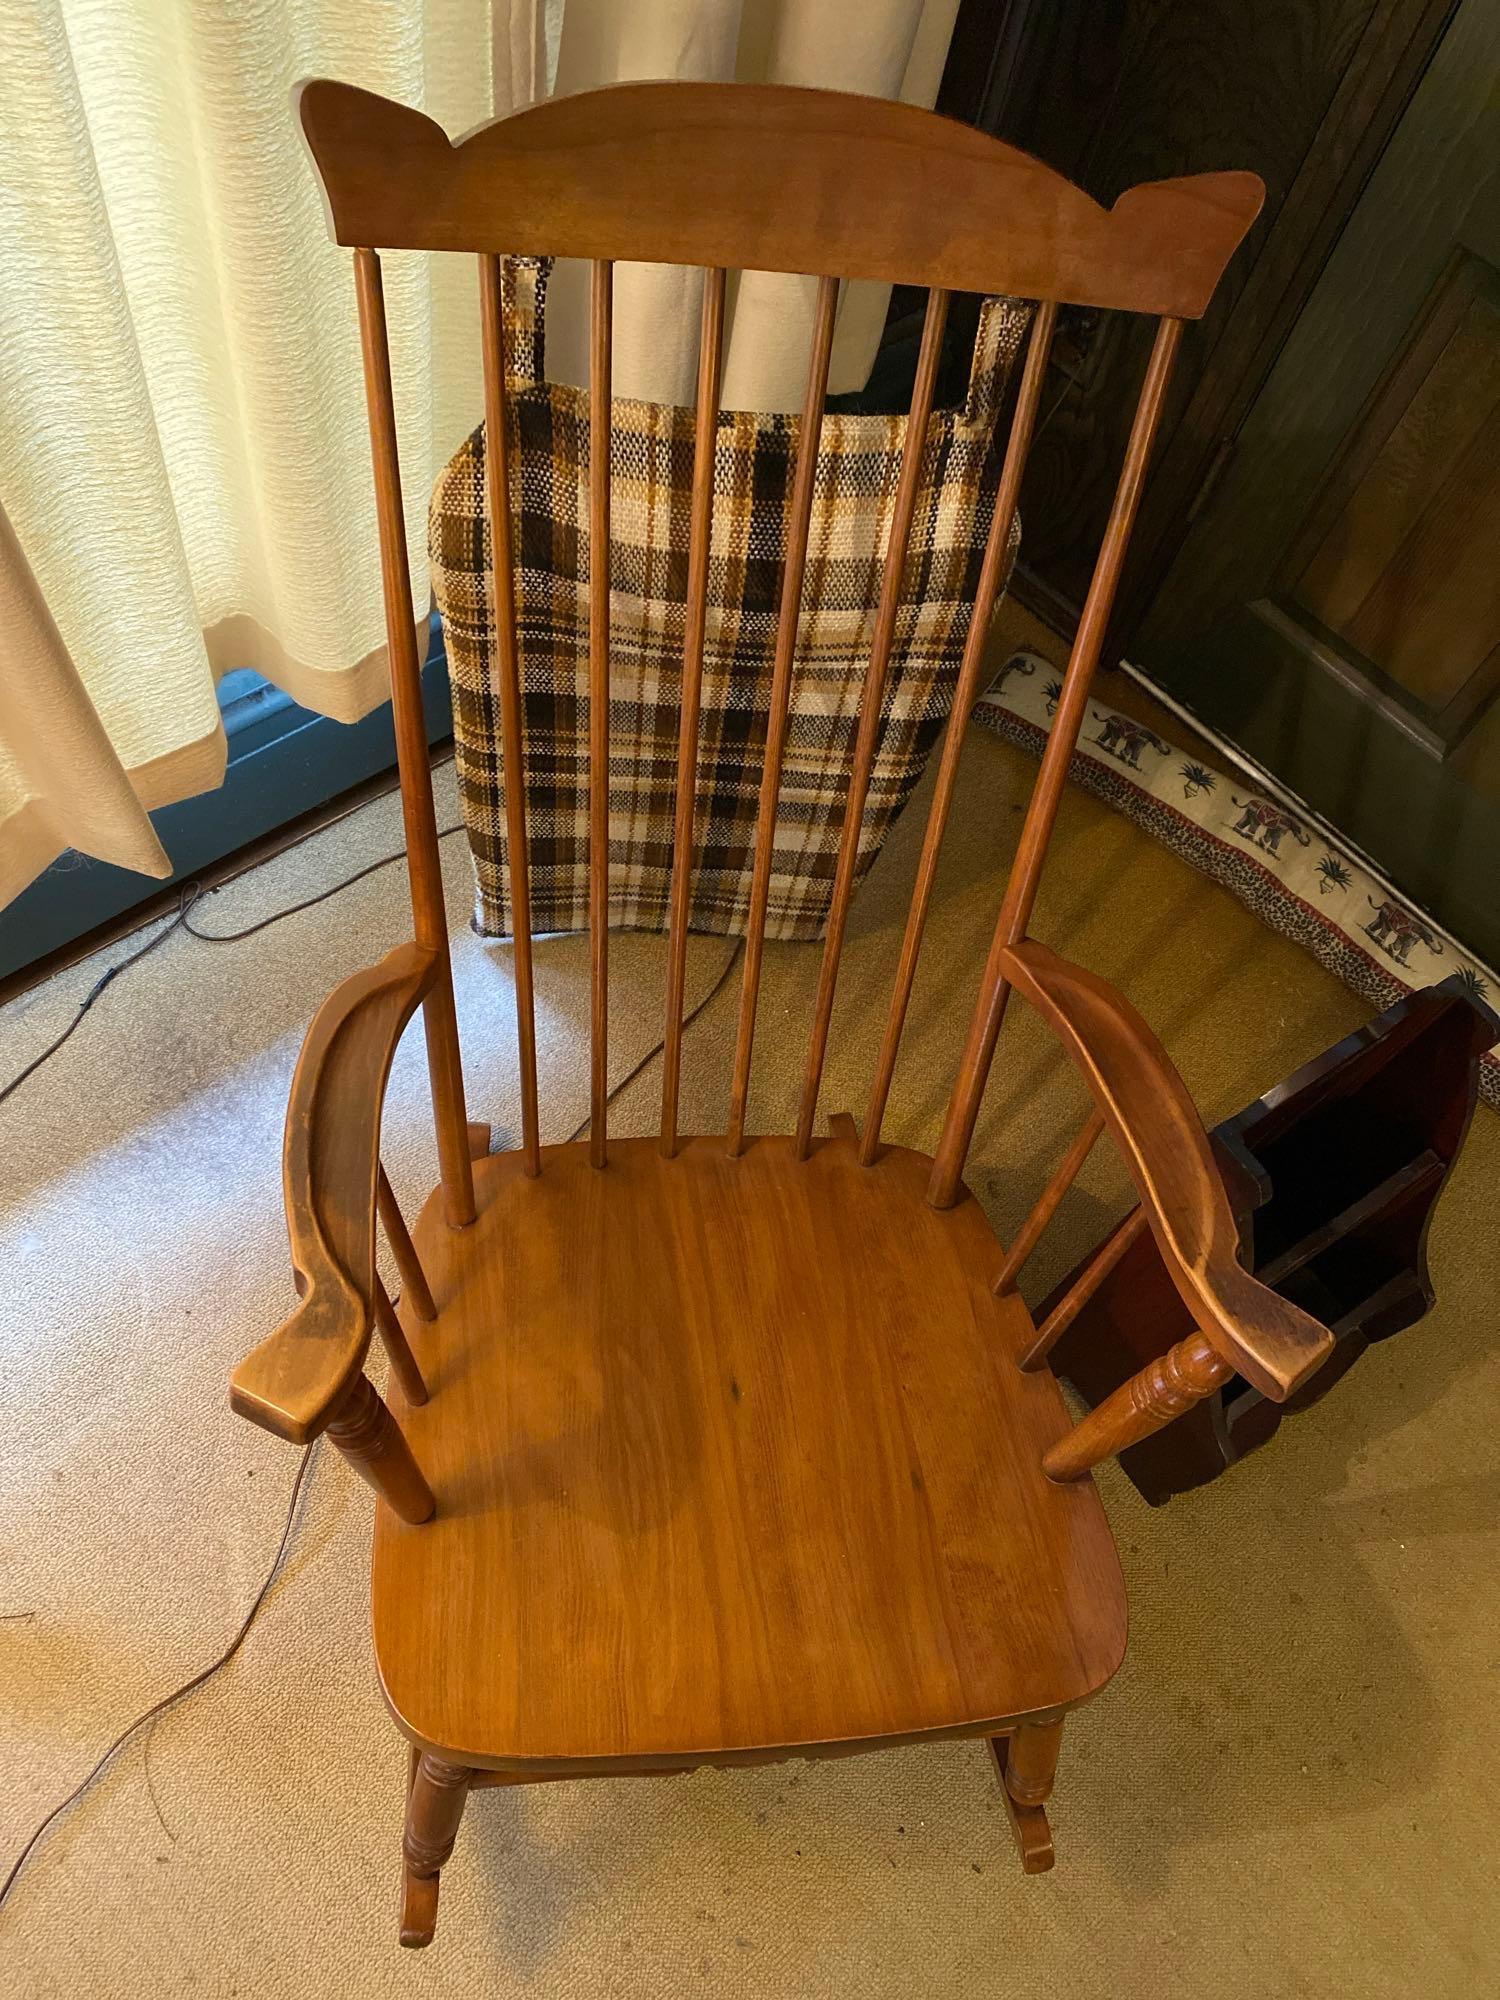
298,78,1264,1224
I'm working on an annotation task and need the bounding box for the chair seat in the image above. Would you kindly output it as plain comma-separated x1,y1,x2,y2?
373,1131,1128,1771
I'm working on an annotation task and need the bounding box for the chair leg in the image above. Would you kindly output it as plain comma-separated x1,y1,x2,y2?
986,1729,1060,1875
400,1752,473,1948
1005,1717,1064,1806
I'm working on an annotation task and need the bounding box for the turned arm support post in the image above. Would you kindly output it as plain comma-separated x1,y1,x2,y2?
1042,1329,1234,1481
326,1374,436,1523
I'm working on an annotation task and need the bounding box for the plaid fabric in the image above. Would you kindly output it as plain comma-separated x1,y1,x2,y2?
431,261,1030,940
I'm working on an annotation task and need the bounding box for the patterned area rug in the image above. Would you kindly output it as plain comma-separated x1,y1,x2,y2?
973,650,1500,1109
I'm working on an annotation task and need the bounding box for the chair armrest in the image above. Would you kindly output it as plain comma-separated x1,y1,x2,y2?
1002,939,1333,1401
230,942,439,1444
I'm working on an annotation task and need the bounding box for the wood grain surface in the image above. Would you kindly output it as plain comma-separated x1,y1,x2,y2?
354,249,475,1226
726,275,839,1157
230,943,437,1443
372,1133,1127,1768
1001,939,1334,1399
298,79,1262,319
225,71,1300,1940
927,317,1185,1207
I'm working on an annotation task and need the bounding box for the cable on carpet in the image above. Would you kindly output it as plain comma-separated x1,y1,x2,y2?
0,790,745,1915
180,822,465,944
0,1440,322,1916
0,763,466,1104
0,889,203,1107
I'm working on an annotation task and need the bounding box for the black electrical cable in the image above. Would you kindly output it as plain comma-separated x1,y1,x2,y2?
0,791,745,1917
181,824,465,944
0,887,202,1107
0,1439,322,1916
563,939,742,1145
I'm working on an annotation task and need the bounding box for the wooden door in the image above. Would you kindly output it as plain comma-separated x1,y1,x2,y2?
1132,0,1500,966
938,0,1457,638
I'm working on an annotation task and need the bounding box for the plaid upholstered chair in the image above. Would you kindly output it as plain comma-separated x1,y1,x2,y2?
229,79,1338,1948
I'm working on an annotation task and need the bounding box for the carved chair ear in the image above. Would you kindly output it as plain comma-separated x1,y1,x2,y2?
296,80,453,242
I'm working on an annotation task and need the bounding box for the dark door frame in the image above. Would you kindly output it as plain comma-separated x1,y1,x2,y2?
939,0,1460,645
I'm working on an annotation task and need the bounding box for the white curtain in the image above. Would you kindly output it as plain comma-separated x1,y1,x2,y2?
545,0,961,407
0,0,953,910
0,0,542,904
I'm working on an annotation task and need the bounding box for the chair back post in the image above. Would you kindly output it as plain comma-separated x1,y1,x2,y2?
353,248,476,1227
478,255,541,1176
926,316,1183,1208
793,284,950,1159
726,273,840,1156
859,297,1058,1165
588,259,614,1167
660,266,728,1157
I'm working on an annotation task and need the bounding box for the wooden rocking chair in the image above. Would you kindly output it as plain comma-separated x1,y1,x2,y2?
230,80,1334,1947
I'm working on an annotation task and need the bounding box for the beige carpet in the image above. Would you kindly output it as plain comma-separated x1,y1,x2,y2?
3,630,1498,1995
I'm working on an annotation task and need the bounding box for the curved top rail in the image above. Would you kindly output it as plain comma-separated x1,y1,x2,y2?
1002,939,1333,1401
297,80,1264,319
